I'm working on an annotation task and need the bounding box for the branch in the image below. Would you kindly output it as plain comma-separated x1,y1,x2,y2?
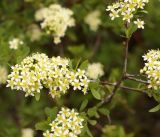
101,36,130,104
102,77,124,104
123,38,130,75
91,35,101,58
102,81,146,93
126,73,146,78
126,75,149,85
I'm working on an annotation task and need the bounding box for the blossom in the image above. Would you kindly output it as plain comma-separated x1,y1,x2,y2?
134,19,144,29
7,53,49,96
35,7,50,21
21,128,34,137
0,66,8,84
109,10,120,20
27,24,42,42
84,10,101,31
7,53,90,98
106,0,149,29
86,63,104,80
43,107,84,137
35,4,75,44
9,38,23,50
140,49,160,90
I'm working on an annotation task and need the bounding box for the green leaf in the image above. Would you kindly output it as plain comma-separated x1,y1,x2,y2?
68,45,85,56
139,10,148,14
68,60,73,69
80,122,87,136
89,81,99,90
35,93,40,101
71,58,81,70
45,107,58,120
87,107,99,118
80,99,88,111
88,119,97,126
35,121,50,131
79,60,89,70
91,89,101,100
149,104,160,112
86,126,93,137
15,45,30,63
98,108,110,116
128,25,137,37
125,24,137,38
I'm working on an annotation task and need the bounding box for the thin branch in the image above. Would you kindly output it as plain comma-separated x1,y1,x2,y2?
101,36,130,104
102,77,124,104
123,38,130,75
91,35,101,58
59,44,64,57
102,81,146,93
126,73,146,78
126,75,149,85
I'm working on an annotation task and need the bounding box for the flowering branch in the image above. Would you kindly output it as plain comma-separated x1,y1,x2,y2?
101,27,130,104
100,0,150,107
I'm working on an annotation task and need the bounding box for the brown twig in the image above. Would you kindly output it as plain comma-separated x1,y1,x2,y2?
91,35,101,58
102,81,146,93
101,35,130,105
126,75,149,85
126,73,146,78
123,38,130,75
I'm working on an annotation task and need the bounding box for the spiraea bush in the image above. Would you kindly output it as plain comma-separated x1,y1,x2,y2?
1,0,160,137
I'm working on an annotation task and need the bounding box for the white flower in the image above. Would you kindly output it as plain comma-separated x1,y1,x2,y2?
9,38,23,50
140,49,160,90
87,63,104,80
134,19,144,29
35,7,50,21
0,66,8,84
43,130,53,137
84,10,101,31
127,3,136,11
35,4,75,44
122,11,133,23
106,0,149,26
7,53,90,98
44,108,84,137
21,128,34,137
109,10,120,20
7,53,50,96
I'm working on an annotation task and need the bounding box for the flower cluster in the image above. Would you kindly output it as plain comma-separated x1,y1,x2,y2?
84,10,101,31
7,53,90,98
0,66,8,84
140,50,160,90
7,53,49,96
87,63,104,80
43,107,84,137
106,0,149,29
9,38,24,50
35,4,75,44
